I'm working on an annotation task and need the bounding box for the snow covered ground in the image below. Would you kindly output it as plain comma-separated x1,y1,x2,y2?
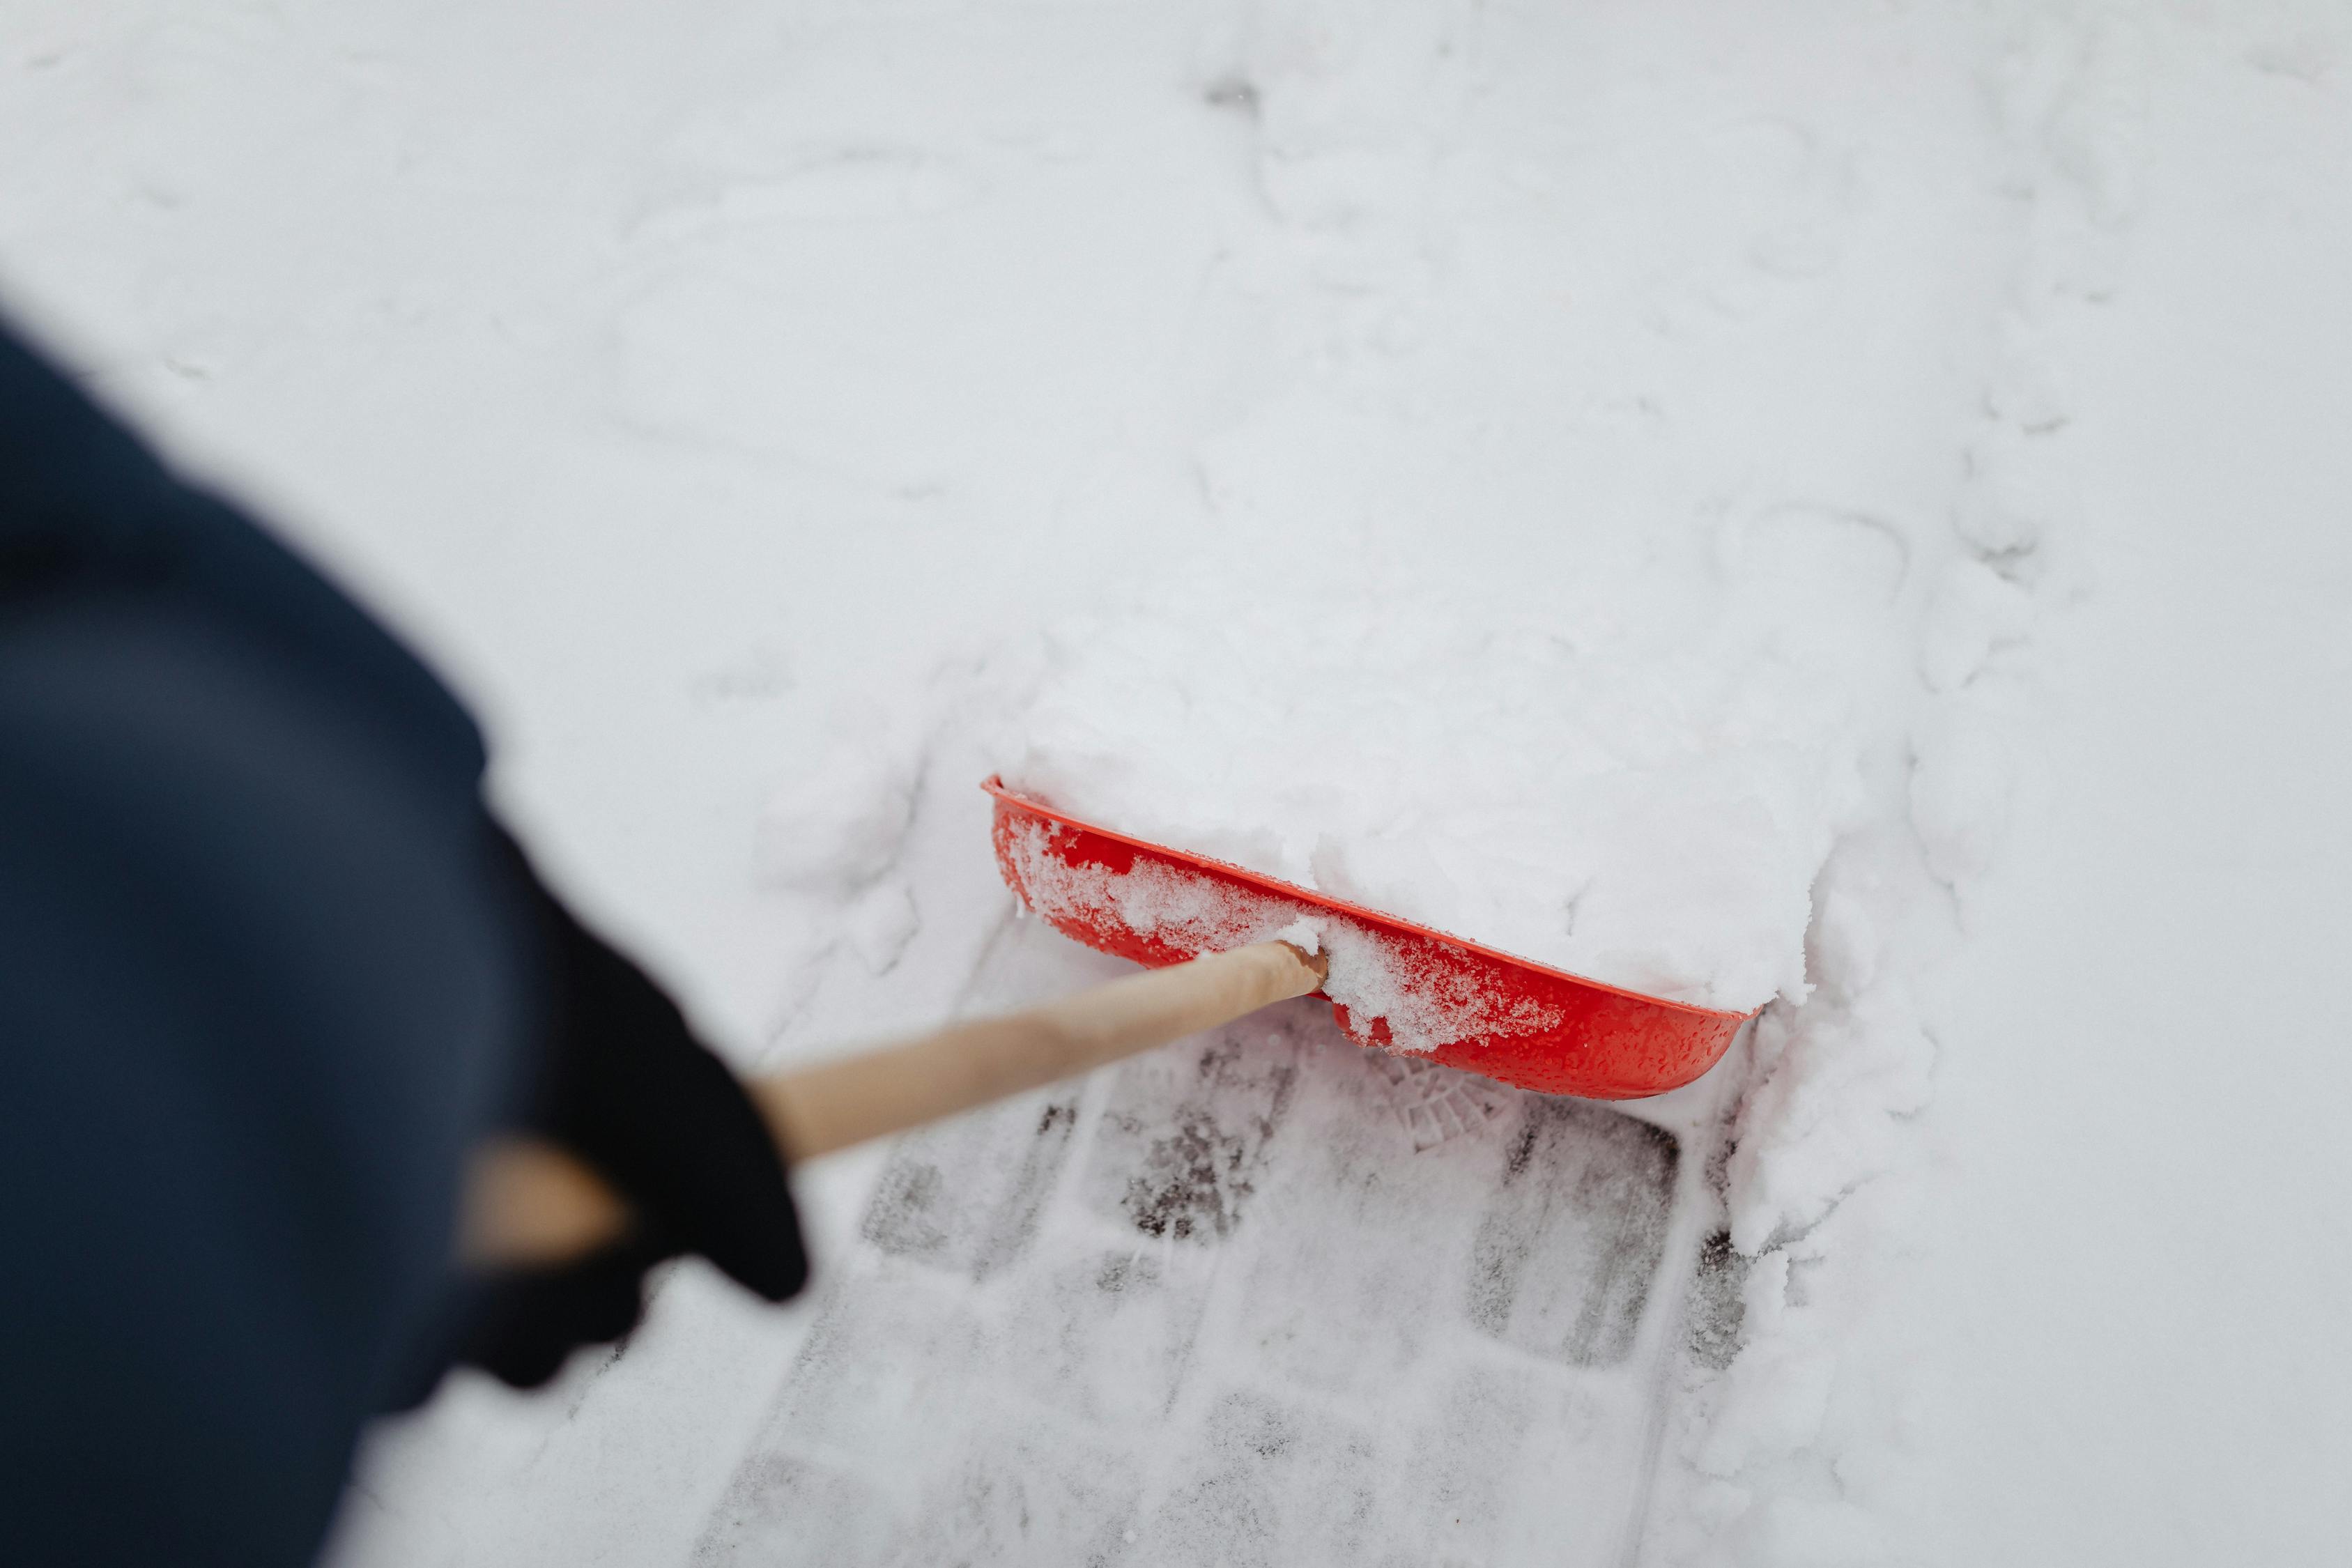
6,1,2350,1563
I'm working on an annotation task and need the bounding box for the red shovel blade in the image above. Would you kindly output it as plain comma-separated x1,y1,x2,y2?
985,777,1751,1099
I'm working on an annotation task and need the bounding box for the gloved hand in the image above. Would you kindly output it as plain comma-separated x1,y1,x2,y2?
405,831,807,1395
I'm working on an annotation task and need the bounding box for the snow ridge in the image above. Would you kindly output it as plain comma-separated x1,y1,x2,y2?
1640,6,2146,1562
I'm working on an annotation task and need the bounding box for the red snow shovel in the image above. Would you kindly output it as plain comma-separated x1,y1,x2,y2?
457,781,1750,1268
985,776,1751,1099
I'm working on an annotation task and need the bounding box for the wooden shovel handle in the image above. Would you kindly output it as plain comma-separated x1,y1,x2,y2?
459,940,1326,1266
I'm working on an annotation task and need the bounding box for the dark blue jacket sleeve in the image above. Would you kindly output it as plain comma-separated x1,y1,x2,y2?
0,321,799,1568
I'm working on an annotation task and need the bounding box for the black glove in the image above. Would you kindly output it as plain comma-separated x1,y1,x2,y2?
397,830,808,1399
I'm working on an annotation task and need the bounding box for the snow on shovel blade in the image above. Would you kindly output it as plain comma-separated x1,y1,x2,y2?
984,777,1751,1099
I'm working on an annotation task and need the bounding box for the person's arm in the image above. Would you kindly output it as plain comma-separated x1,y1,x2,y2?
0,317,803,1566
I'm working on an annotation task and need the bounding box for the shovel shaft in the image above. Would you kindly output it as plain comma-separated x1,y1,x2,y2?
756,939,1324,1160
459,940,1325,1266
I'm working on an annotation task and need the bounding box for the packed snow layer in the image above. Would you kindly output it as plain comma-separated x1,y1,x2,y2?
1006,570,1862,1013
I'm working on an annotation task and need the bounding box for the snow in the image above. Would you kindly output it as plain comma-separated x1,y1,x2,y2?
999,809,1571,1054
1006,567,1863,1013
1268,918,1321,958
4,1,2350,1565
